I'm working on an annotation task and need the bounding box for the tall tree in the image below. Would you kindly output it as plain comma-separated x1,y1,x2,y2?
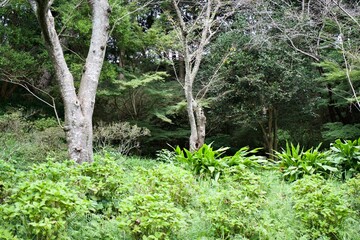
170,0,246,151
28,0,110,163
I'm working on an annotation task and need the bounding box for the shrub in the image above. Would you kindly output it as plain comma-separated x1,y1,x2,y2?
78,153,127,215
344,174,360,215
292,175,351,239
24,160,79,182
175,144,229,180
200,170,266,239
0,160,17,203
155,149,176,163
223,146,268,170
0,180,90,240
93,121,150,155
0,228,19,240
0,111,28,135
32,117,59,131
117,193,186,240
65,214,124,240
275,142,338,181
330,138,360,179
131,164,198,208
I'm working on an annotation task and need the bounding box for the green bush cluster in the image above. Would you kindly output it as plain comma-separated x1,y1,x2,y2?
131,164,198,208
292,175,351,239
275,143,337,181
0,160,16,202
117,193,186,240
175,143,267,181
330,138,360,179
276,139,360,181
200,170,266,239
0,147,358,239
0,180,90,240
0,111,66,166
344,174,360,215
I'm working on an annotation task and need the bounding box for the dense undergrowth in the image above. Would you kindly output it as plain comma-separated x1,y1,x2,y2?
0,149,359,239
0,112,359,239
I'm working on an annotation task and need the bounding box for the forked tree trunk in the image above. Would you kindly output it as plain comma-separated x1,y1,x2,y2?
29,0,110,163
185,80,206,151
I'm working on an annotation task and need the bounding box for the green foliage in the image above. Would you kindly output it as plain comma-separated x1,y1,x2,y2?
175,144,265,181
131,164,198,208
330,138,360,179
0,111,28,135
78,153,127,214
322,122,360,142
223,146,267,169
275,142,338,181
0,180,90,240
0,227,19,240
343,174,360,215
0,160,16,203
155,149,176,163
33,117,59,131
117,193,186,240
292,175,351,239
200,169,266,239
65,214,123,240
175,144,229,181
0,111,67,165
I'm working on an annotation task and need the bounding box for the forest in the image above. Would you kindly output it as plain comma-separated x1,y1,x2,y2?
0,0,359,239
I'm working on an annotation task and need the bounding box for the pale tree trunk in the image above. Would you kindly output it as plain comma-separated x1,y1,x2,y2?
28,0,110,163
172,0,218,151
171,0,246,151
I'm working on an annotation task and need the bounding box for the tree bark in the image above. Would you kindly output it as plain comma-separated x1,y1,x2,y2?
28,0,110,163
259,106,278,158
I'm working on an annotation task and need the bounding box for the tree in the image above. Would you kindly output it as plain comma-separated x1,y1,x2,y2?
28,0,110,163
170,0,246,151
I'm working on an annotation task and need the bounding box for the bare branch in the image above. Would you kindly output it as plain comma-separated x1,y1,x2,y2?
0,76,63,128
332,0,360,28
333,17,360,111
109,0,154,36
0,0,10,7
196,50,232,100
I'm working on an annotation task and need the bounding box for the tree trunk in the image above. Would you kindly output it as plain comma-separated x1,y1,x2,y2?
259,106,278,159
179,57,185,82
29,0,110,163
118,48,125,80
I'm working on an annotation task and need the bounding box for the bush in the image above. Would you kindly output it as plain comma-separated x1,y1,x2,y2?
65,214,123,240
155,149,176,163
0,112,66,165
93,121,150,155
0,228,19,240
78,153,127,215
330,138,360,179
0,160,17,203
292,175,351,239
131,164,198,208
0,111,28,135
175,144,264,181
275,142,338,181
344,174,360,215
199,170,266,239
117,193,186,240
32,117,59,131
0,180,90,240
175,144,228,180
